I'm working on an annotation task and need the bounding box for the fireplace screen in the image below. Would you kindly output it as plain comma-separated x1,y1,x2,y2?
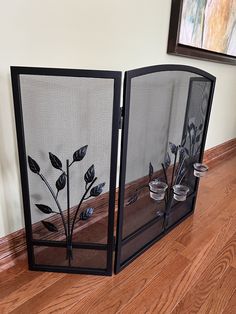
115,65,215,273
11,67,121,275
12,65,215,276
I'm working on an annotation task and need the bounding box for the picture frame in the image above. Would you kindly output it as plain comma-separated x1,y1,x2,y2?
167,0,236,65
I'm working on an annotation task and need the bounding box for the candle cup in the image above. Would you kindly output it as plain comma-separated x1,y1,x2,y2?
173,184,189,201
149,180,168,201
193,163,208,178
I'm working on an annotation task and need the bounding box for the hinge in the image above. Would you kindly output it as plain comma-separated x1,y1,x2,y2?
119,107,124,129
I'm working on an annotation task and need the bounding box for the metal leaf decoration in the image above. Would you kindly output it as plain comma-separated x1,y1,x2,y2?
42,221,58,232
56,173,66,191
90,182,105,197
199,123,203,131
181,131,187,146
185,148,189,156
84,164,95,184
179,167,186,177
49,152,62,170
178,146,185,155
179,146,186,163
196,134,201,143
176,167,186,183
28,156,40,174
164,152,171,169
35,204,53,214
79,207,94,220
169,142,177,154
126,193,139,206
73,145,88,162
189,122,195,130
149,162,153,181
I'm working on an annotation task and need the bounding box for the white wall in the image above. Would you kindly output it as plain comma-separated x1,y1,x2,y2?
0,0,236,237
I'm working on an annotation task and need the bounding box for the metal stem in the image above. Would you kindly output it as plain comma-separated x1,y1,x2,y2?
174,156,186,185
161,163,169,199
170,148,178,188
70,177,97,238
39,173,68,237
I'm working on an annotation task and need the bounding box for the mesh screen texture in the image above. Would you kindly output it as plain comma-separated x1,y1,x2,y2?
122,70,212,242
20,75,114,244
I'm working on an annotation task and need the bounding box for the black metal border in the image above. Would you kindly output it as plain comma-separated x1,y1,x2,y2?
11,66,121,276
115,64,216,273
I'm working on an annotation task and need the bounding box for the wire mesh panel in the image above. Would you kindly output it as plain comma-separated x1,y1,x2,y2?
115,65,215,273
12,67,121,275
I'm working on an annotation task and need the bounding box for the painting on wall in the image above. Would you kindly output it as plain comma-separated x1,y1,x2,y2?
167,0,236,65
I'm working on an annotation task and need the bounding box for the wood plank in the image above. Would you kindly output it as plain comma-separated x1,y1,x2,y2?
198,266,236,314
10,274,109,314
68,242,185,314
222,290,236,314
119,231,236,314
15,241,184,314
171,232,236,313
116,255,191,314
0,272,65,313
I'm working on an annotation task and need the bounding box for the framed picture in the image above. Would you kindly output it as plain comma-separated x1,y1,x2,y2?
167,0,236,65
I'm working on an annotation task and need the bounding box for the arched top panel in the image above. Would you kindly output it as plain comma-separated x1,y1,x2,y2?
125,64,216,82
116,64,215,273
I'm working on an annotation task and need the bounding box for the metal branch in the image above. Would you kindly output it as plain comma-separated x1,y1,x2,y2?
70,177,97,237
161,163,169,199
174,156,186,185
178,169,187,184
39,173,68,237
170,148,178,188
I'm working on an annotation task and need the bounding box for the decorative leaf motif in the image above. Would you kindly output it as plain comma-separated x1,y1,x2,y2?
190,128,195,138
126,193,139,206
56,173,66,191
79,207,94,220
84,165,95,184
196,134,201,143
181,132,187,146
49,152,62,170
28,156,40,174
178,146,185,155
149,162,153,181
42,221,58,232
90,182,105,197
176,167,186,183
164,152,171,169
189,122,195,130
73,145,88,162
169,142,177,154
179,146,186,163
35,204,53,214
179,167,186,177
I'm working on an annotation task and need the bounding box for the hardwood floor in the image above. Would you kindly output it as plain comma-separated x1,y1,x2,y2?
0,154,236,313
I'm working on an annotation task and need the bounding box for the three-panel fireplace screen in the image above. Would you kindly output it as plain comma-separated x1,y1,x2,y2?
11,65,215,275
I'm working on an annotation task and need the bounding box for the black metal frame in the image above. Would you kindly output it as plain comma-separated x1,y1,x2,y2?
11,66,121,276
11,64,216,276
115,64,216,273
